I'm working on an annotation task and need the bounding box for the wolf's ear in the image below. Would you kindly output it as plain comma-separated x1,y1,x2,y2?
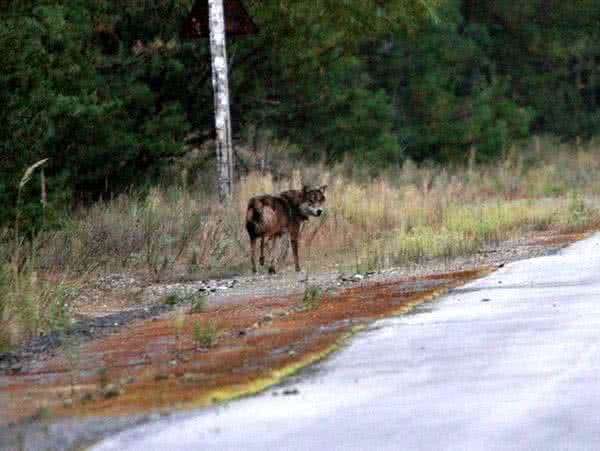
320,184,328,192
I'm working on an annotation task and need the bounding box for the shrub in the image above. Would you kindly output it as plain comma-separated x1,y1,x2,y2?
192,320,219,349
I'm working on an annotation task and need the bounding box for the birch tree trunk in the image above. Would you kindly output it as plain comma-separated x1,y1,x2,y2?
208,0,233,200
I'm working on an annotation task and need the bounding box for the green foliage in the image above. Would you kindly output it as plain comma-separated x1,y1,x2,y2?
0,1,191,230
3,0,600,233
0,257,76,348
461,0,600,139
365,2,532,162
192,320,218,349
190,293,208,314
162,293,181,306
566,191,592,232
300,284,321,310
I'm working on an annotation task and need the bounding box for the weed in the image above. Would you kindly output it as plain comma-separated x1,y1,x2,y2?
190,293,208,314
31,405,53,422
192,320,219,349
4,140,600,348
300,285,321,310
0,160,77,348
161,293,181,306
565,191,591,232
173,310,186,357
127,288,144,304
97,366,110,388
0,333,10,353
63,335,81,397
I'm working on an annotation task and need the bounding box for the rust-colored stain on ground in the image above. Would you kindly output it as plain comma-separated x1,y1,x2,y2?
0,267,508,425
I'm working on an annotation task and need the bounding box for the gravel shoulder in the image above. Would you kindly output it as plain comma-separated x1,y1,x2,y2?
0,229,588,451
1,230,569,375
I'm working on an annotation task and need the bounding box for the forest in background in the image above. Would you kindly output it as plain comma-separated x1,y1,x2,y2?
2,0,600,230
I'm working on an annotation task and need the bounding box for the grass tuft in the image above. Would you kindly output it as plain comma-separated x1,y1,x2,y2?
192,320,219,349
190,293,209,314
299,285,321,310
3,138,600,348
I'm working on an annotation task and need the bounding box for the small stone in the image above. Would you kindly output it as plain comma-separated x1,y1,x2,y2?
121,376,135,385
102,384,121,399
169,360,177,367
81,392,95,402
63,398,73,408
182,372,199,383
282,388,299,396
481,298,491,303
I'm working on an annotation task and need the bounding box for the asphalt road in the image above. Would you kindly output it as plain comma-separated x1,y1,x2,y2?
92,233,600,451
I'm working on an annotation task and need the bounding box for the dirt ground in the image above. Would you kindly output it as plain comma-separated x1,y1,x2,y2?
0,229,589,451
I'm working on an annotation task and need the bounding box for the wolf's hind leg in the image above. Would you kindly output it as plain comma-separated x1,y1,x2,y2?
259,237,265,266
250,238,257,273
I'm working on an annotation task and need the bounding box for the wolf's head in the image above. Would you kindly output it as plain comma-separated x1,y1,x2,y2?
299,185,328,217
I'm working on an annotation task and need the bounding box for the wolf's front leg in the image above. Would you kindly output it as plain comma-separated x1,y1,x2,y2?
291,238,300,272
259,237,265,266
289,225,301,272
268,236,279,274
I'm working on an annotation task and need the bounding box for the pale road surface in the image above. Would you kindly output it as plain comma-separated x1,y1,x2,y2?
92,233,600,451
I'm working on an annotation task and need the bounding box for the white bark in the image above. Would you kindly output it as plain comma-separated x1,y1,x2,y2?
208,0,233,200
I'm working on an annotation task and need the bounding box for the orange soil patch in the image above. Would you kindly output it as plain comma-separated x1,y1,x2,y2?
0,268,501,425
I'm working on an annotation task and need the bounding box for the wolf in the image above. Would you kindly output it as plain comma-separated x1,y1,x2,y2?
245,185,328,274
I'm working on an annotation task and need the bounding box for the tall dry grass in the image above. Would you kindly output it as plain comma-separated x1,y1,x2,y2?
2,137,600,348
37,138,600,278
1,160,76,351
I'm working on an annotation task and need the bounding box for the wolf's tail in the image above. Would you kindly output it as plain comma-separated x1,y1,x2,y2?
245,199,262,239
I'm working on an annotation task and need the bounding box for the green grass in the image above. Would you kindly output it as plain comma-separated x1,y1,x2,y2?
3,138,600,349
299,285,321,310
192,320,219,349
190,293,208,314
162,293,181,306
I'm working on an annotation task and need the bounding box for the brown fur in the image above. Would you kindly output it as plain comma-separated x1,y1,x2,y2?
246,185,327,273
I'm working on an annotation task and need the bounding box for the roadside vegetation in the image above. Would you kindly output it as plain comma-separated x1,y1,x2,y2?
1,138,600,349
3,1,600,351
